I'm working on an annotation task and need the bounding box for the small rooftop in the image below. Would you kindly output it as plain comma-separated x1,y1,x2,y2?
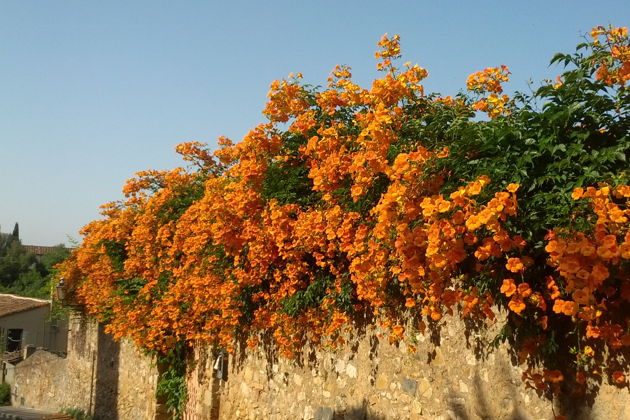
0,294,49,318
22,245,63,257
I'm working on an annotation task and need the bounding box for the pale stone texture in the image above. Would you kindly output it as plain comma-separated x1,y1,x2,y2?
194,311,630,420
10,315,159,420
10,310,630,419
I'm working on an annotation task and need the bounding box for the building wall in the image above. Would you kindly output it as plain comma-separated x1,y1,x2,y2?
11,315,159,420
0,306,68,354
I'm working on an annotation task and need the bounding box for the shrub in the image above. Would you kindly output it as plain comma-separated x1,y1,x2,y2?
0,382,10,405
56,25,630,414
62,407,92,420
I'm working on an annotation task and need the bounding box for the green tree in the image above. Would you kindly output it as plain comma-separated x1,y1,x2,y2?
0,239,35,287
0,226,70,298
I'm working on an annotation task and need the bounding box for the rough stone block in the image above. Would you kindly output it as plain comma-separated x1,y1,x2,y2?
431,348,444,366
293,373,303,386
375,374,389,390
418,378,433,400
345,363,357,379
335,359,346,374
458,380,468,393
401,377,418,396
314,406,334,420
243,367,253,382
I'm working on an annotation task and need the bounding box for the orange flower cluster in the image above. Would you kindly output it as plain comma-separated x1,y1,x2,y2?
544,184,630,384
466,65,511,118
522,368,565,395
591,25,630,86
56,31,629,392
375,34,402,71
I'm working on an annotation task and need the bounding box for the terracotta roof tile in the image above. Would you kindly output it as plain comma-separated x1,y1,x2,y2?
22,245,62,256
0,294,49,318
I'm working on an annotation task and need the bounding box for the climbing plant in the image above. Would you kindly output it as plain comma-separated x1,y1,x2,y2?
56,25,630,416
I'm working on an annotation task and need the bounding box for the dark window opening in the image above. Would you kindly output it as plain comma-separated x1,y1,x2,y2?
7,329,23,352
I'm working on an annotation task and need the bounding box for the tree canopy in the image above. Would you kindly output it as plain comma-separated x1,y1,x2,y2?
0,227,69,298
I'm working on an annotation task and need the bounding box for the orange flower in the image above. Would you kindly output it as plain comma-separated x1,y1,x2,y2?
546,276,561,299
391,324,404,339
612,371,625,384
552,299,578,316
544,369,564,383
583,346,595,357
500,278,516,297
508,297,526,314
545,239,566,254
430,311,442,321
591,264,610,284
572,288,590,305
465,215,482,231
506,257,524,273
586,325,601,338
517,283,532,298
571,188,584,200
506,183,520,193
576,371,586,384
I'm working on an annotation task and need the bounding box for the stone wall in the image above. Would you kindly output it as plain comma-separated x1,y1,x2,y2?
183,345,220,420
185,311,630,420
11,314,159,420
8,310,630,419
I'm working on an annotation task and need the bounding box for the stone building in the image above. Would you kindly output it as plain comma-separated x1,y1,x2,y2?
0,294,67,356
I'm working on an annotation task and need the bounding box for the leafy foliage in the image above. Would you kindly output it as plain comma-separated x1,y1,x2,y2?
56,26,630,412
0,382,9,406
0,228,69,298
61,407,93,420
155,343,187,420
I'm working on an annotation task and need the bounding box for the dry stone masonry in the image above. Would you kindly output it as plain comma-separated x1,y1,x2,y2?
9,311,630,419
11,315,159,419
188,311,630,420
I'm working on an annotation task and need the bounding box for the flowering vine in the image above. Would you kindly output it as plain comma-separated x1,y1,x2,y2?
56,26,630,414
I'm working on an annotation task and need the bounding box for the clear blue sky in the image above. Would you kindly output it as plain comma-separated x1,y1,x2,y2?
1,1,628,246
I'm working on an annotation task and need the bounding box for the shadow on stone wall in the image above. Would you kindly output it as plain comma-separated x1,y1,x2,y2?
553,344,630,419
304,399,386,420
329,399,386,420
441,353,630,420
452,313,630,418
226,306,629,419
445,363,537,420
232,310,382,383
71,315,89,358
93,323,120,420
234,329,277,382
